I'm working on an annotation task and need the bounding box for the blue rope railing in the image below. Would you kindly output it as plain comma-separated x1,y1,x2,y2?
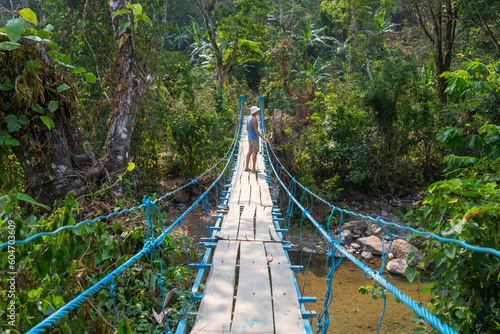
256,105,473,334
264,146,457,334
0,108,243,251
22,104,244,333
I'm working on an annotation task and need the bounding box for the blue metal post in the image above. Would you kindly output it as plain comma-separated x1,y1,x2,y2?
239,95,245,118
258,95,265,135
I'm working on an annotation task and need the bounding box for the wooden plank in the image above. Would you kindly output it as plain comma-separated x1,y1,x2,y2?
228,181,241,205
260,184,274,207
255,206,279,241
217,205,241,240
249,185,261,207
231,242,274,333
238,183,251,206
265,243,307,334
237,206,255,241
191,241,239,333
256,172,267,186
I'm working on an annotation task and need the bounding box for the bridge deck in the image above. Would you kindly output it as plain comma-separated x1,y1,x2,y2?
191,120,306,333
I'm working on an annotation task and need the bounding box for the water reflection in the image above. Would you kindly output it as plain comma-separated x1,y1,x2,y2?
290,253,432,333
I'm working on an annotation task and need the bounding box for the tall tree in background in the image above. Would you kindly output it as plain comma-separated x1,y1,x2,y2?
274,0,295,39
194,0,268,90
407,0,458,104
321,0,373,74
104,1,153,196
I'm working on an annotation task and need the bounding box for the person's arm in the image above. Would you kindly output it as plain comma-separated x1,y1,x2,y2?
251,118,269,143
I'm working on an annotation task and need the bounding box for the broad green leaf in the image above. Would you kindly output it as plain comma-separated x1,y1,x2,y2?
4,138,20,146
6,18,25,43
136,13,152,26
40,116,55,130
32,104,44,114
51,296,64,309
26,60,40,73
44,24,54,32
19,8,37,25
455,310,466,319
2,101,12,111
48,100,58,113
22,35,42,42
0,77,14,91
56,53,71,65
126,4,142,15
72,67,86,74
85,72,97,84
16,192,50,210
112,9,129,16
57,83,70,92
405,266,417,283
18,115,29,125
118,18,131,34
443,244,456,259
6,115,21,132
0,41,21,50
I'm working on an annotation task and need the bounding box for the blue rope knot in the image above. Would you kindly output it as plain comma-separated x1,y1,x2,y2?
143,237,157,253
110,284,116,296
326,251,336,258
157,279,164,285
142,195,153,207
317,323,324,328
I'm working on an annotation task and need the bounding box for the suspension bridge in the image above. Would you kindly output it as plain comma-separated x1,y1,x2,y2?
4,96,500,334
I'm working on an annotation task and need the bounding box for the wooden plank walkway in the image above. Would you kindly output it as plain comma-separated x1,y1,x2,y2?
191,117,306,334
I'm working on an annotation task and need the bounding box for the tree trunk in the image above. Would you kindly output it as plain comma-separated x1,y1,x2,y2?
105,0,150,196
414,0,457,104
0,38,96,208
194,0,225,90
349,0,358,74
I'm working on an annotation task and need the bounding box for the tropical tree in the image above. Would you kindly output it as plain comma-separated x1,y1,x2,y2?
404,0,459,104
193,0,269,90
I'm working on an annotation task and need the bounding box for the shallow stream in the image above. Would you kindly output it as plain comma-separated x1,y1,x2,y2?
289,253,432,333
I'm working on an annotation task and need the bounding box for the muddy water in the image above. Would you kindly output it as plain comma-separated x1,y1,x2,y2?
289,253,432,333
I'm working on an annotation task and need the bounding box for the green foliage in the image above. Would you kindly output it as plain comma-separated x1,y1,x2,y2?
408,121,500,333
0,189,195,333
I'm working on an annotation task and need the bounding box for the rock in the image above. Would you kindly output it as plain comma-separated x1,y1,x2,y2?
353,234,361,239
353,229,362,235
381,210,389,217
364,229,373,236
391,239,424,266
357,235,390,256
173,189,191,203
341,220,369,233
302,247,316,254
351,243,361,250
374,227,382,235
392,216,401,223
340,230,353,245
388,252,395,260
317,249,326,255
361,252,372,260
387,259,407,276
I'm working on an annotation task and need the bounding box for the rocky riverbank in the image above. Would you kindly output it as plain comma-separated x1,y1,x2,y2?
286,196,427,278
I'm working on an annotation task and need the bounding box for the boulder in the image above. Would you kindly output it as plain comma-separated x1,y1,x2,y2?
357,235,390,256
173,189,191,203
340,230,353,245
351,243,361,250
361,252,372,260
387,259,407,276
341,220,369,233
391,239,424,266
